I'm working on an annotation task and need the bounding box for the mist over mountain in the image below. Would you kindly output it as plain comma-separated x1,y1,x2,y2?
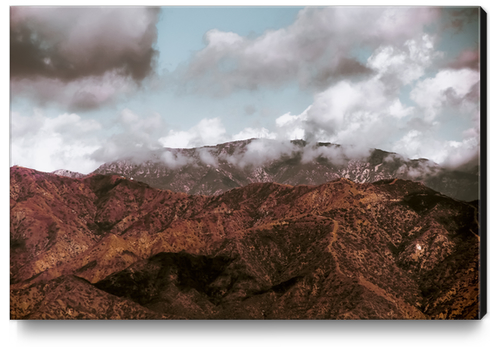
10,166,481,319
90,139,479,201
52,169,86,179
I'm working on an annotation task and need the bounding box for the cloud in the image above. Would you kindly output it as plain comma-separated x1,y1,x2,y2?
274,75,413,154
221,138,298,168
90,109,166,164
232,127,277,141
10,7,159,81
160,150,192,169
300,144,349,166
396,161,440,180
367,34,441,87
274,64,479,169
119,108,164,138
10,71,135,111
197,148,218,168
218,138,375,170
168,8,459,169
275,108,309,140
11,108,169,173
443,7,479,32
9,7,480,176
393,129,479,171
178,7,440,95
158,118,227,148
11,110,102,173
10,7,160,109
10,110,44,139
264,22,479,171
446,49,479,71
410,68,480,121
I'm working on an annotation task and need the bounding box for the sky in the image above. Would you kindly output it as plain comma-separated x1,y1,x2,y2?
9,6,481,174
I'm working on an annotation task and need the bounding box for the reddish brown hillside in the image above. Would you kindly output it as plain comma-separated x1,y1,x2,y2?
10,166,481,319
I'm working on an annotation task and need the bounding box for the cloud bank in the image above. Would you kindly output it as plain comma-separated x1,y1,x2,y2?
178,7,440,95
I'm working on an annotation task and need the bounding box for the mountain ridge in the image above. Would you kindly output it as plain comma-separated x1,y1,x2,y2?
88,139,479,201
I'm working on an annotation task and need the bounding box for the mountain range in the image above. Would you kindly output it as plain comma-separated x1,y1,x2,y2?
54,139,479,202
10,164,481,319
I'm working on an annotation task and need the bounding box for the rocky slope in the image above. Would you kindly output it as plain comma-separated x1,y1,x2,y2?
93,139,479,201
10,166,482,319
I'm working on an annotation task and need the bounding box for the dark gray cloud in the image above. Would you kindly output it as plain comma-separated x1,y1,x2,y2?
446,49,479,71
10,7,160,110
309,57,374,90
444,7,479,32
11,7,160,82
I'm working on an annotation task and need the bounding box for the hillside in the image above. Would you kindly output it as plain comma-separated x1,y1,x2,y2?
10,166,481,319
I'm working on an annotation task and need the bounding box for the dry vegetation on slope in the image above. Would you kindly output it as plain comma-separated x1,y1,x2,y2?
10,166,481,319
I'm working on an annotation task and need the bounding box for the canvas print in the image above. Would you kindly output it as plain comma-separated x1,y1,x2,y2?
10,6,485,320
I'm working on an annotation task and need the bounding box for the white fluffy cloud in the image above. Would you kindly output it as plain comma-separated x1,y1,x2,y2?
275,110,308,141
269,33,479,169
393,129,479,169
180,7,440,95
221,138,298,168
11,108,172,173
158,118,278,149
232,127,277,141
11,111,102,173
197,148,219,168
273,75,414,152
158,118,227,148
410,68,480,121
367,34,441,86
160,150,192,169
